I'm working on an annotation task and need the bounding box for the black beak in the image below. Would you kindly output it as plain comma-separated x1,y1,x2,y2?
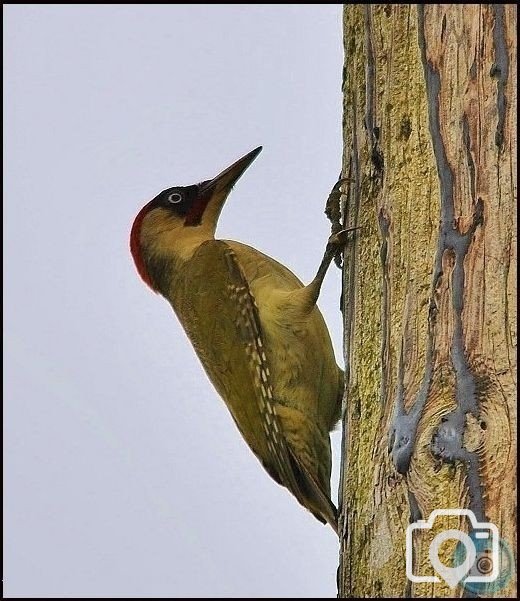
200,146,262,196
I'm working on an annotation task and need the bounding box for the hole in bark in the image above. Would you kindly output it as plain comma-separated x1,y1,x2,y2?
399,117,412,141
490,63,501,77
441,15,447,41
480,420,487,430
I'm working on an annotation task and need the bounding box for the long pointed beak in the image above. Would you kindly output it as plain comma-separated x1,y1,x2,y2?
200,146,262,196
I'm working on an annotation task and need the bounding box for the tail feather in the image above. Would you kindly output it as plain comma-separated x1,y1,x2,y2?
287,448,338,534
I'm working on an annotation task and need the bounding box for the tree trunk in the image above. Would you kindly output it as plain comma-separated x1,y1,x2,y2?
337,5,516,598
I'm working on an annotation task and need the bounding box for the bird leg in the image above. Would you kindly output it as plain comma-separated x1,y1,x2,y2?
306,228,359,307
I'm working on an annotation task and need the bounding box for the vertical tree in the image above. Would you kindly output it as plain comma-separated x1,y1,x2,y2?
337,5,516,597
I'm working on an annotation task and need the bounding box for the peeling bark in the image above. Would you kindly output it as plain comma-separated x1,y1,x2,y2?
337,5,516,598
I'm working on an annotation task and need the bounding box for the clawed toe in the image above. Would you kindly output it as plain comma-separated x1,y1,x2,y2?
327,227,360,248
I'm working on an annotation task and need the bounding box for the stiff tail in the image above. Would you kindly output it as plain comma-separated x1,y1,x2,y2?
287,448,339,534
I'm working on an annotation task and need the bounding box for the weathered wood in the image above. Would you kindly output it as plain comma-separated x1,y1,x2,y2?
338,5,516,597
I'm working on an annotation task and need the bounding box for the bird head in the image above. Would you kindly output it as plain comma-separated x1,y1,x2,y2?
130,146,262,290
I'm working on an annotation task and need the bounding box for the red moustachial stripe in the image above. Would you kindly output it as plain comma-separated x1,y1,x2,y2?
184,193,210,227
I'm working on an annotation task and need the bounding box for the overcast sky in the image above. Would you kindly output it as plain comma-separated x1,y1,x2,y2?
4,4,345,597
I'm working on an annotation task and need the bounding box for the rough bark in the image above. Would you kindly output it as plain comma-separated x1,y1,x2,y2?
337,5,516,598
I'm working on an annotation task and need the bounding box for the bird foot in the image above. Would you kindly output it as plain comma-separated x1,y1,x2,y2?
327,227,360,249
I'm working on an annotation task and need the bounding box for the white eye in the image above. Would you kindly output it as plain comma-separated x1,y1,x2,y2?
167,192,183,204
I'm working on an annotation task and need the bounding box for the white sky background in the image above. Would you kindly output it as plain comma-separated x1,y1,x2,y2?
4,4,345,597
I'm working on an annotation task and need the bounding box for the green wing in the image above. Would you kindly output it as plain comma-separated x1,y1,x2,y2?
171,240,338,530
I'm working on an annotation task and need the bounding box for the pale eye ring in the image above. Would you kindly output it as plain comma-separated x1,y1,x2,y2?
167,192,183,204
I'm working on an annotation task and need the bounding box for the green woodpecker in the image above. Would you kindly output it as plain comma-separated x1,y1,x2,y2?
130,147,344,533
